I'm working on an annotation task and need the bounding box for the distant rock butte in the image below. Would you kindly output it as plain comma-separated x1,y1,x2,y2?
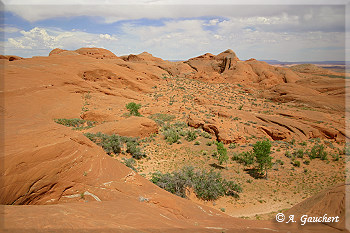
0,55,23,61
49,47,118,59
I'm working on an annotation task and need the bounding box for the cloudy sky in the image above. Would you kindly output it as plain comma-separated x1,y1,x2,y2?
1,0,348,61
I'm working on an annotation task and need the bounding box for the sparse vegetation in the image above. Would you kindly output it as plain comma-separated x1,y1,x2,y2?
122,158,137,171
126,102,142,116
185,130,197,142
126,140,146,160
163,128,181,144
232,151,254,166
84,132,146,159
149,113,175,126
84,132,121,156
308,144,327,160
151,166,242,201
54,118,96,130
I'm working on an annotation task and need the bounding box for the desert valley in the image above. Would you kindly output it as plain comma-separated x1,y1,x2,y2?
0,47,349,232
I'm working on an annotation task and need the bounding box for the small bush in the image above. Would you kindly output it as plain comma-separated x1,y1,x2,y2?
216,141,228,166
149,113,175,126
331,153,340,161
54,118,85,127
303,159,310,165
84,133,147,159
299,141,307,146
275,159,284,165
201,131,212,139
172,121,187,129
232,151,255,166
194,141,200,145
122,158,137,171
185,130,197,142
229,143,237,149
54,118,96,130
163,129,180,144
104,134,122,155
126,141,146,160
285,151,292,158
151,166,241,201
206,141,214,146
308,144,327,160
292,160,301,167
293,149,304,159
126,102,141,116
84,132,121,156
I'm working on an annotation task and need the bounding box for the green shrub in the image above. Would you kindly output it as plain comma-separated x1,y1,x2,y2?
126,141,146,160
206,141,214,146
201,131,212,139
303,159,310,165
292,160,301,167
163,129,180,144
232,151,255,166
299,141,307,146
54,118,85,127
172,121,187,129
122,158,137,171
290,139,296,145
84,132,121,156
285,151,292,158
185,130,197,142
331,153,340,161
126,102,141,116
149,113,175,126
54,118,96,130
194,141,200,145
308,144,327,160
275,159,284,165
345,143,350,156
293,149,304,158
84,133,147,159
216,141,228,166
104,134,122,155
229,143,237,149
151,166,241,201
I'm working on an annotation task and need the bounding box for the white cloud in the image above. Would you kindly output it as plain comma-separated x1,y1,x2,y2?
5,27,119,56
99,34,117,40
3,12,345,61
204,19,219,26
0,26,21,33
3,4,345,33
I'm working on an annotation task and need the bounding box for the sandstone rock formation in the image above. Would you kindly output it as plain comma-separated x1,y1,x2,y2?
88,116,158,138
1,47,347,232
